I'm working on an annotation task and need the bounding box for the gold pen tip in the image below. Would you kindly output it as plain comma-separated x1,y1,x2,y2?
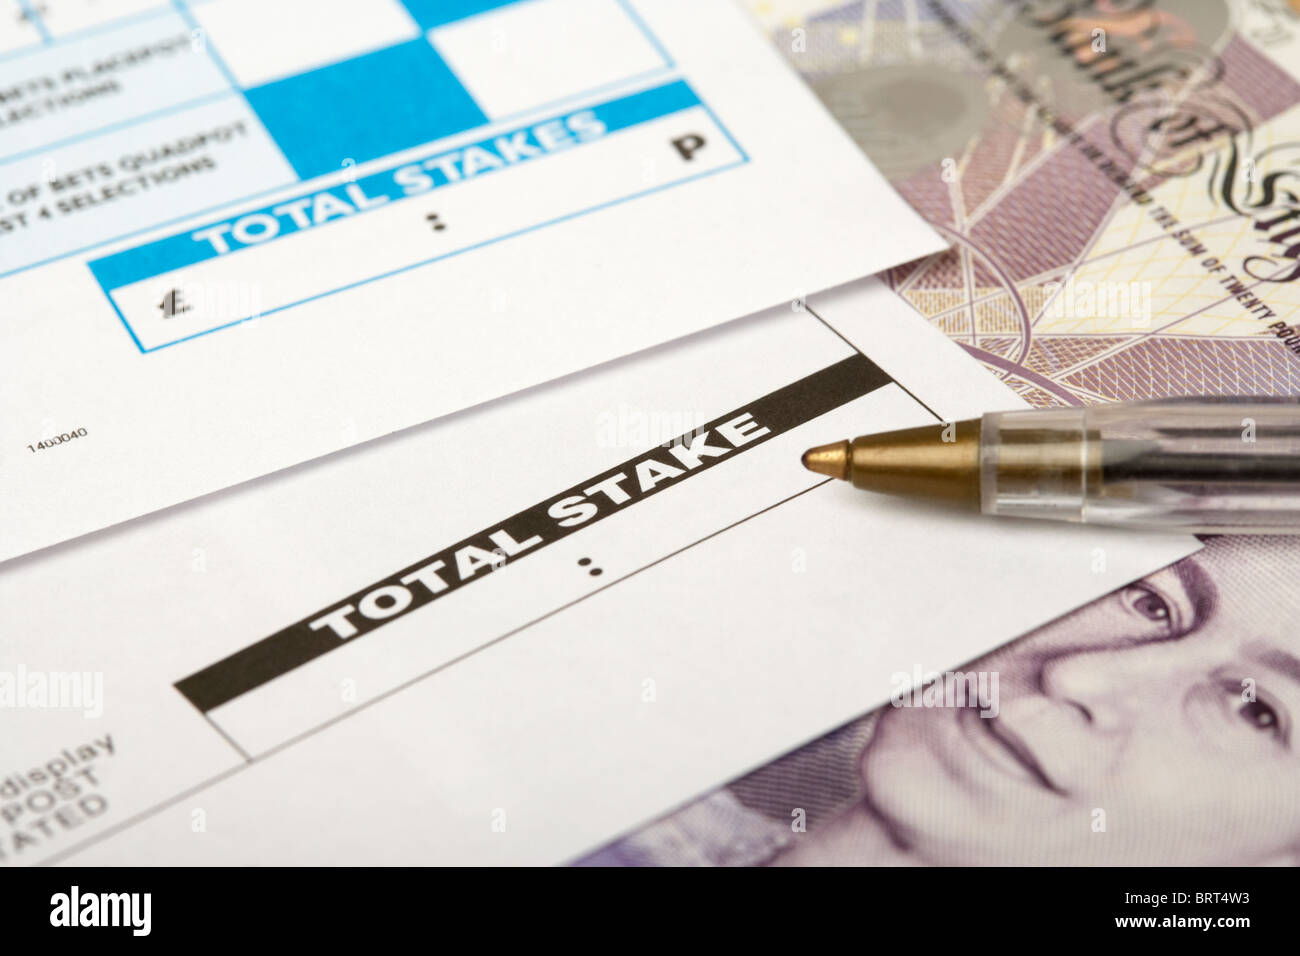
801,440,850,480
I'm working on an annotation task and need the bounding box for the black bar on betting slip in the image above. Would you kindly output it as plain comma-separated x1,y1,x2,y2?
173,352,894,713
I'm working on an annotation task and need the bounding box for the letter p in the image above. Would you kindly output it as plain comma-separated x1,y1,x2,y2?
671,134,707,161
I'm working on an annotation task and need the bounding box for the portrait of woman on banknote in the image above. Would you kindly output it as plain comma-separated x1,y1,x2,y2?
586,535,1299,866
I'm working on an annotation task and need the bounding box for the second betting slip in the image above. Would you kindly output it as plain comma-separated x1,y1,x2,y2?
0,0,945,563
0,278,1195,866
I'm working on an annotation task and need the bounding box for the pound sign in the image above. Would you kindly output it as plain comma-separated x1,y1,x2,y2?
159,288,191,318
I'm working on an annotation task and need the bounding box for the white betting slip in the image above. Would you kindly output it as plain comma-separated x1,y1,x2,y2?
0,278,1196,866
0,0,945,564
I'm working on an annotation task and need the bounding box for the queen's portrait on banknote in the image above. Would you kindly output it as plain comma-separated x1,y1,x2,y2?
584,536,1299,865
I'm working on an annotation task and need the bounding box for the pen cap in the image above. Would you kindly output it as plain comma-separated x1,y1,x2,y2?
981,398,1300,532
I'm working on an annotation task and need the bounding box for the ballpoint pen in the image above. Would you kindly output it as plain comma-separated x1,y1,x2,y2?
802,397,1300,533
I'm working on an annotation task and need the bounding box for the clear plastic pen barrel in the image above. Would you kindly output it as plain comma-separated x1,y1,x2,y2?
980,399,1300,533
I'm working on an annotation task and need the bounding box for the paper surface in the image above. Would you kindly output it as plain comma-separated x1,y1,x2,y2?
0,278,1196,866
0,0,945,564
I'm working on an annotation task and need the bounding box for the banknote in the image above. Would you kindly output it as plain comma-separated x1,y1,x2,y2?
769,0,1300,405
578,0,1300,865
581,535,1299,865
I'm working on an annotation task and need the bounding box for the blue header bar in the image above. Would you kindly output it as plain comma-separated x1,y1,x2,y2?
89,80,700,292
